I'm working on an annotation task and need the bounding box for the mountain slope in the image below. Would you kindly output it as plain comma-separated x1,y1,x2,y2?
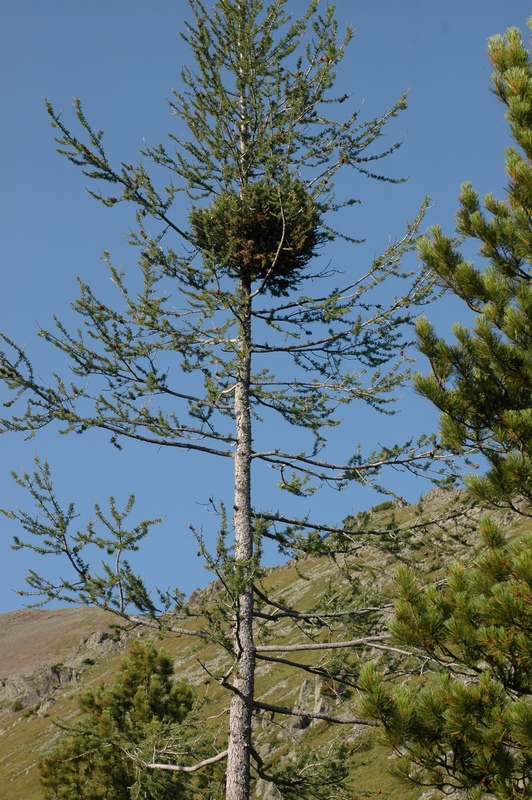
1,488,527,800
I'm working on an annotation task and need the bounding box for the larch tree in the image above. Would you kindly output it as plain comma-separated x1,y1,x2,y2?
360,18,532,800
0,2,447,799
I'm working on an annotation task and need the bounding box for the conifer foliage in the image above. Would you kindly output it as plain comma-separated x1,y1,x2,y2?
360,518,532,799
360,18,532,799
39,640,217,800
414,19,532,515
1,2,443,798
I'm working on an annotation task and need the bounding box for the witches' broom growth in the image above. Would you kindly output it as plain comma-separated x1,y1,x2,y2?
1,2,448,799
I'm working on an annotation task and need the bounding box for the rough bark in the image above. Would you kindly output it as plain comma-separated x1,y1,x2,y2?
226,282,255,800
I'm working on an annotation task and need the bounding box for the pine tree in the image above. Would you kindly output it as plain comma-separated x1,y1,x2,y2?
0,2,446,798
39,640,220,800
413,18,532,516
360,18,532,799
359,518,532,800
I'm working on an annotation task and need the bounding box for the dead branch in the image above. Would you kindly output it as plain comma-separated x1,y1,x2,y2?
254,700,376,726
144,749,229,772
255,652,358,684
255,633,388,652
253,583,390,621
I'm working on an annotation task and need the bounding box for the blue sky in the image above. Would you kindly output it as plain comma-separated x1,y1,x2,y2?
0,1,530,615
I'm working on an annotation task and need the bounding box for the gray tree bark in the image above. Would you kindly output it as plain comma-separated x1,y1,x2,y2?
226,282,255,800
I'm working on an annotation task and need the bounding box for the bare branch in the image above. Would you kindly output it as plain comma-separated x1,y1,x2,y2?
255,652,358,683
98,608,210,640
255,634,388,653
144,749,229,772
253,583,390,621
254,700,376,726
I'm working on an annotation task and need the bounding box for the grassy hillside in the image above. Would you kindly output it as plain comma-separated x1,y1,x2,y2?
1,488,527,800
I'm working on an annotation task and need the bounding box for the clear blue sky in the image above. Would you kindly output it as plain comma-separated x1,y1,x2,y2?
0,1,529,615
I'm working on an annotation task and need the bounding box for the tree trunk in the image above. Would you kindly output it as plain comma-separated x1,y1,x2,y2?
226,281,255,800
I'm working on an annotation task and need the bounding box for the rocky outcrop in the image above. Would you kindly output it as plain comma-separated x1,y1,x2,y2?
0,626,123,713
0,663,78,709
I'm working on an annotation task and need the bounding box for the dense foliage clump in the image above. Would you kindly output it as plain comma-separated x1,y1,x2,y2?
189,179,328,295
39,640,217,800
